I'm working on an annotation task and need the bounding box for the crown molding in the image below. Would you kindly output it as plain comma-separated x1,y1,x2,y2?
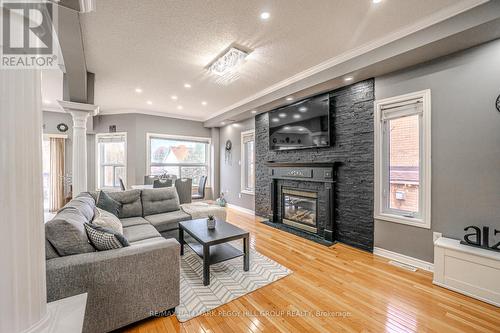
98,108,205,122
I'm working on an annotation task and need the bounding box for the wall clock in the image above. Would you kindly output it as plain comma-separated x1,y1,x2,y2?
496,94,500,112
57,123,69,132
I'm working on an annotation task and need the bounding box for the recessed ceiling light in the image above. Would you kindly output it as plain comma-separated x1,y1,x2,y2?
298,107,308,112
373,0,382,3
293,114,301,119
201,101,207,106
171,95,178,100
283,126,291,130
177,105,183,110
298,128,305,131
208,46,250,77
135,88,143,93
221,121,226,125
232,123,241,128
278,113,287,118
285,96,294,101
251,110,257,114
344,76,353,81
260,12,270,20
146,100,152,105
271,118,279,122
184,83,191,88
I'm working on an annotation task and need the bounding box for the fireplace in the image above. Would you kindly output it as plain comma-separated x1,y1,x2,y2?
267,162,339,242
282,188,318,233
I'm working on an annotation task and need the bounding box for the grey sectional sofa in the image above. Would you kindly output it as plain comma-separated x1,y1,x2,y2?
45,187,194,333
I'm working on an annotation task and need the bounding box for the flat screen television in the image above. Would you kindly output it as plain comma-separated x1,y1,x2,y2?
269,93,330,150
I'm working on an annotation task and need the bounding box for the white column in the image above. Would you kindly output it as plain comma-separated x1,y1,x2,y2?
57,101,99,197
0,70,49,332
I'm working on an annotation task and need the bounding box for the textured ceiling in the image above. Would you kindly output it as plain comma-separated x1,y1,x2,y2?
78,0,477,121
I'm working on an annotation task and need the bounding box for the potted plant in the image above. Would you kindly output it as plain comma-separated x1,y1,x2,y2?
207,215,216,229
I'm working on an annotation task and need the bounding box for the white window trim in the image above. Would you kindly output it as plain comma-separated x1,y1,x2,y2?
240,129,255,195
95,132,127,191
374,89,431,229
146,132,212,186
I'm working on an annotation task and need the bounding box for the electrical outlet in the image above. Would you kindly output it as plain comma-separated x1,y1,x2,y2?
433,232,442,243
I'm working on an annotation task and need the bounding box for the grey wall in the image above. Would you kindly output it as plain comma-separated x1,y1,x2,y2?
219,118,256,211
375,39,500,262
92,113,211,191
255,80,375,251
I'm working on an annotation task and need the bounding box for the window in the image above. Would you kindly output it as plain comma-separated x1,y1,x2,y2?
374,90,431,228
241,129,255,195
96,133,127,190
147,133,210,186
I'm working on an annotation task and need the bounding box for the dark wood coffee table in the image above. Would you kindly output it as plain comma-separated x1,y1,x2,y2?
179,219,250,286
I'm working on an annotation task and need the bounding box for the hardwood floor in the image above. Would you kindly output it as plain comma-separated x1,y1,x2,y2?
121,208,500,333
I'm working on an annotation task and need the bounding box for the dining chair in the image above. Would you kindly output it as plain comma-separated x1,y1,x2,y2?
144,175,158,185
192,175,207,200
175,178,192,204
119,177,126,191
153,179,172,188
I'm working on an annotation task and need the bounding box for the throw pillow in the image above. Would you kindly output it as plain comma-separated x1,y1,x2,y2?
92,207,123,234
84,223,129,251
96,190,122,217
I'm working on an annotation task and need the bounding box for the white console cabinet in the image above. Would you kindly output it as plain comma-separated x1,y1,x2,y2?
433,237,500,307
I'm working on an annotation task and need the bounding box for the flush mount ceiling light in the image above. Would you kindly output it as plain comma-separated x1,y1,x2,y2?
208,45,251,77
373,0,382,3
293,114,301,119
135,88,142,93
285,96,294,101
260,12,270,20
344,76,353,81
171,95,178,100
146,100,152,105
184,83,191,88
177,105,183,110
201,101,207,106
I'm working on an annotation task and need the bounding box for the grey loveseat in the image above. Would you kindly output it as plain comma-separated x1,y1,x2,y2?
45,187,193,333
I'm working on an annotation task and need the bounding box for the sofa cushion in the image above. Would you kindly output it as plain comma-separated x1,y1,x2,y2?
45,238,59,260
141,188,180,216
108,190,142,218
84,223,129,251
45,208,95,256
120,216,150,228
123,224,161,243
92,208,123,234
145,210,191,232
97,191,122,217
63,192,96,221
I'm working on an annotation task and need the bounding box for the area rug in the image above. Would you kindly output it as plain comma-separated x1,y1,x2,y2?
175,243,292,322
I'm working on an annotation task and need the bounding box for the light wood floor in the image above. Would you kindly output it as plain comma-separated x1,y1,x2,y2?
121,208,500,333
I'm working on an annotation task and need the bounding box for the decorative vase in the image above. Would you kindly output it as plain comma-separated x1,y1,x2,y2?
216,193,227,207
207,217,216,229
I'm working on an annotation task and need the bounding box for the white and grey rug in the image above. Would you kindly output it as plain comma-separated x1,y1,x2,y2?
175,243,292,322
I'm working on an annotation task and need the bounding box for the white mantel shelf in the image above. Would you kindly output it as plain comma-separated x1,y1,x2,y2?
433,237,500,307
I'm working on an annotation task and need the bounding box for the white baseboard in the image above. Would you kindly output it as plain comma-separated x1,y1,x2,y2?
374,247,434,272
226,203,255,216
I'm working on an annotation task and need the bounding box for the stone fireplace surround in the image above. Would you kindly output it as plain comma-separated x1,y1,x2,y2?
255,79,375,252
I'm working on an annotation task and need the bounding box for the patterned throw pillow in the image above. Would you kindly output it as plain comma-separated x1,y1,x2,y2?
84,223,129,251
92,207,123,234
96,191,122,217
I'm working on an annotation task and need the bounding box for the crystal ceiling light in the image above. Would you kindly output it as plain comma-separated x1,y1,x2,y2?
208,45,251,77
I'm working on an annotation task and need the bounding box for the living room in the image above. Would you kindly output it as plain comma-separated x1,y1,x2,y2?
1,1,500,332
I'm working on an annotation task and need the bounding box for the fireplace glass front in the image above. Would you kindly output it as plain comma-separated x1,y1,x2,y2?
282,188,318,233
